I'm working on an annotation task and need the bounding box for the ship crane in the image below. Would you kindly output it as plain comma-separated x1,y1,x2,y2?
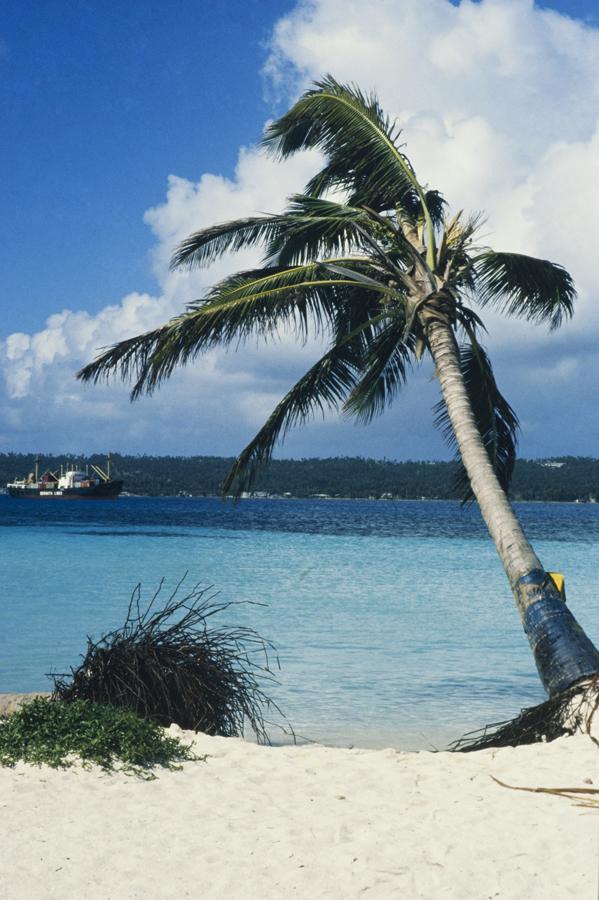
91,455,112,483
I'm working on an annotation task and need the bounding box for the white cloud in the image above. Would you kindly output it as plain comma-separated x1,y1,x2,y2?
0,147,326,454
2,0,599,459
266,0,599,242
264,0,599,453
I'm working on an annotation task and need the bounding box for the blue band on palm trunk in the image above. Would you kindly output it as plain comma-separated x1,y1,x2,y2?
518,569,599,696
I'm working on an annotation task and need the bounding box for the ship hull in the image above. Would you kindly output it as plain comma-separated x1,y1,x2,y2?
7,480,124,500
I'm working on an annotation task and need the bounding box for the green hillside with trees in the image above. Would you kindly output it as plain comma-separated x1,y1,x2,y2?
1,453,597,502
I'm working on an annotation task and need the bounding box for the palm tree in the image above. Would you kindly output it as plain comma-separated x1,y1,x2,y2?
79,77,599,708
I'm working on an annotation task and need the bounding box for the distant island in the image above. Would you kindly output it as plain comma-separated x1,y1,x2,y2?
1,453,598,503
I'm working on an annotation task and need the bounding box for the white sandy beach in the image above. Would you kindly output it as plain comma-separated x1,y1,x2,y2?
1,725,598,900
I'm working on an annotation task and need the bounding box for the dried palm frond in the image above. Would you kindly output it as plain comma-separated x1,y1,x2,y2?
52,577,286,744
450,674,599,752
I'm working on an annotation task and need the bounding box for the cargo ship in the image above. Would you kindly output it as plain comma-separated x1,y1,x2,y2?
6,455,123,500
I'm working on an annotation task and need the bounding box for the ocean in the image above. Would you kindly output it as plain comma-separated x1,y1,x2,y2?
1,495,598,750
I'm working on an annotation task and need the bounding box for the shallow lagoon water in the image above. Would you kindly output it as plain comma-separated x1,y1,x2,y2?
2,496,598,750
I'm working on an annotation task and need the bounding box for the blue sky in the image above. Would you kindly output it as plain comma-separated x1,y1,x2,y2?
1,0,297,333
1,0,599,460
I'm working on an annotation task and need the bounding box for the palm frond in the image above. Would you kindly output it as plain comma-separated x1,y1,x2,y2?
78,262,387,398
472,252,575,330
398,189,446,230
170,215,287,270
170,193,409,279
190,263,369,342
343,312,415,422
223,331,375,497
422,190,446,228
322,262,391,290
454,303,487,336
77,325,171,389
263,76,429,219
434,337,519,503
265,195,396,269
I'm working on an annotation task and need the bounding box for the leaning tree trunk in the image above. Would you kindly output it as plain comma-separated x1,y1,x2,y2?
425,317,599,697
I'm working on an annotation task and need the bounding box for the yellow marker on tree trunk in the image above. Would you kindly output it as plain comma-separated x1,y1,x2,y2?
548,573,566,602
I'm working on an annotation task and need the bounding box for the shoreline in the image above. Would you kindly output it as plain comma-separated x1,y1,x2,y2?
0,694,459,751
1,723,597,898
3,492,597,504
0,692,51,716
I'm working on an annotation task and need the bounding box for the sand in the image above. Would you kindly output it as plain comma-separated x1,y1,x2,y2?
0,693,51,716
1,723,599,900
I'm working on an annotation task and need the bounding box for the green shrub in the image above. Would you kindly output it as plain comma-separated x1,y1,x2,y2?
0,697,200,777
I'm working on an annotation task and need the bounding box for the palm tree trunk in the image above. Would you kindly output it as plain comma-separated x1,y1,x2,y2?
425,317,599,696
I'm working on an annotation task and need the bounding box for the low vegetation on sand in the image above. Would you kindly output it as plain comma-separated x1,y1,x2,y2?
0,697,198,776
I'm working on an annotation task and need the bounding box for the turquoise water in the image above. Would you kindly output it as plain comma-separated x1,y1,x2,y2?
1,496,598,749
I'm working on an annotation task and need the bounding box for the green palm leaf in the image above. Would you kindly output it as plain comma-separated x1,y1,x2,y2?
78,324,171,393
343,313,415,422
170,215,287,270
169,200,372,271
264,195,400,269
223,325,378,497
262,75,437,265
186,263,372,343
170,193,408,275
78,262,391,398
472,252,575,330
